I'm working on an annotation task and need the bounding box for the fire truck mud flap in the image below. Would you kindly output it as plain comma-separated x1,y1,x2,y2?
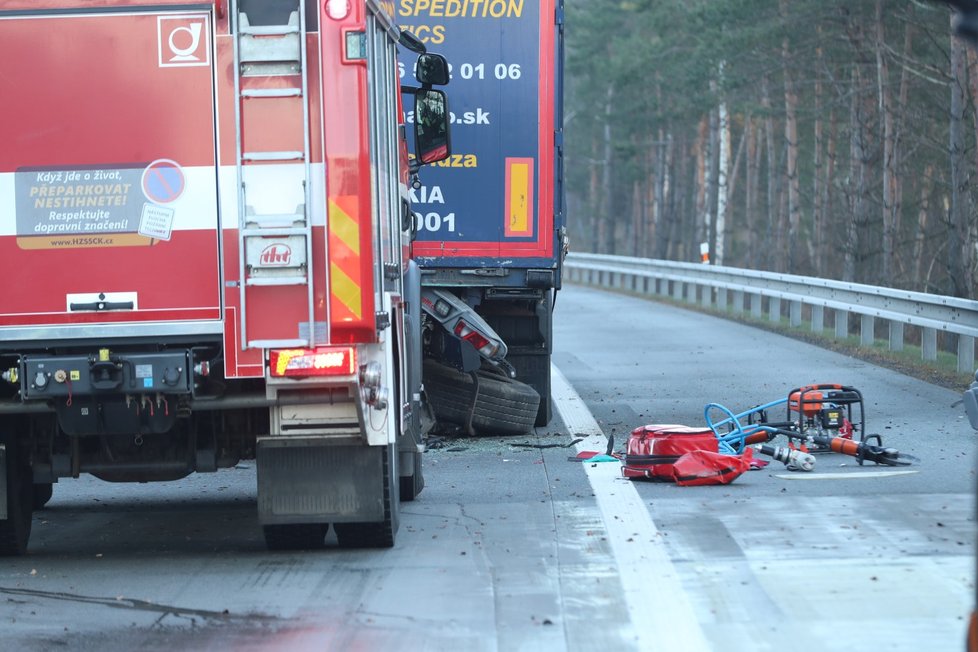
399,449,424,503
0,437,34,556
256,439,399,549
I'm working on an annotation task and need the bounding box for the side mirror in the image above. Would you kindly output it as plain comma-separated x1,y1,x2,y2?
414,88,451,165
416,53,449,86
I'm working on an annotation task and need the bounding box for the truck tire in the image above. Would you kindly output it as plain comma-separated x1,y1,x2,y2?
505,353,552,427
32,483,53,510
0,435,33,556
335,444,399,548
399,450,424,502
423,360,540,435
263,524,329,551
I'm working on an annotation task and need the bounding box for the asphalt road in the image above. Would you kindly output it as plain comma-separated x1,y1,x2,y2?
0,284,972,651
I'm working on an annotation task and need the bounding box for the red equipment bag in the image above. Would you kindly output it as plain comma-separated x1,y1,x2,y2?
622,425,718,481
671,448,753,486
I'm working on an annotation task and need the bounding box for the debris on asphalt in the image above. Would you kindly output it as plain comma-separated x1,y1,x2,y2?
621,383,917,486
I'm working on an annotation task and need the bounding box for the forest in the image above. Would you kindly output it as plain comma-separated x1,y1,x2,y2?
564,0,978,299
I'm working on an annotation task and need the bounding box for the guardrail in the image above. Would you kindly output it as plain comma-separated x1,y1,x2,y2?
564,252,978,375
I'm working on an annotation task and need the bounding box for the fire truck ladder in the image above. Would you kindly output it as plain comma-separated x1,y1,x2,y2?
232,1,316,349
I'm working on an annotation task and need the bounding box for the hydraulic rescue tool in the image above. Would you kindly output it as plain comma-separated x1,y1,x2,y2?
809,434,917,467
704,384,915,469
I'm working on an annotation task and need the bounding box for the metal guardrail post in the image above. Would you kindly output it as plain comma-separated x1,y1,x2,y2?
769,297,781,323
959,336,975,374
812,305,824,333
835,310,848,339
889,322,904,352
733,290,744,314
861,315,875,347
790,300,802,327
922,327,937,361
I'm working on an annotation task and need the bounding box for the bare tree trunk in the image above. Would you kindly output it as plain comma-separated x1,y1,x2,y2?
780,0,802,273
912,165,934,291
843,7,872,284
655,132,673,259
702,100,719,262
892,20,913,282
948,27,972,298
678,136,696,261
823,112,837,276
631,177,641,256
694,116,708,256
588,131,600,253
813,31,825,277
643,142,653,256
845,67,866,283
716,64,730,266
761,75,781,272
965,47,978,296
968,45,978,181
641,171,648,256
726,125,747,266
875,0,896,284
706,106,719,262
746,116,761,267
727,122,746,208
601,83,614,254
667,136,683,261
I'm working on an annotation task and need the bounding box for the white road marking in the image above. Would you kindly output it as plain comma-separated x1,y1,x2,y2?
773,470,919,480
551,365,712,652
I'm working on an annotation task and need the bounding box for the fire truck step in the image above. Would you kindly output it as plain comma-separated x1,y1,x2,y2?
241,88,303,98
244,216,307,228
238,13,301,68
245,276,308,287
241,24,300,37
243,151,304,162
241,227,308,237
240,21,300,38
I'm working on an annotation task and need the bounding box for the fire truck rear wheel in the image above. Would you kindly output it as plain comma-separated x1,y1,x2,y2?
423,360,540,435
262,524,329,551
0,435,33,556
32,483,53,510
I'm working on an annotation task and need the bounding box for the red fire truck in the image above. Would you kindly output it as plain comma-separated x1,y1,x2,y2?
0,0,454,553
